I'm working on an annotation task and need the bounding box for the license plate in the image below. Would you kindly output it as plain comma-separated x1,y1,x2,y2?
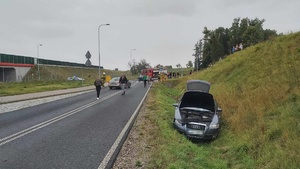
189,129,204,135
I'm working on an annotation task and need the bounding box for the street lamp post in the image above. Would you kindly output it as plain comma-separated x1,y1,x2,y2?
129,49,136,75
37,44,42,80
98,23,110,77
130,49,136,62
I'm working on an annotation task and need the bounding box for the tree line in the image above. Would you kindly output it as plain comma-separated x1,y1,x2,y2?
194,17,278,70
128,17,278,75
128,58,151,75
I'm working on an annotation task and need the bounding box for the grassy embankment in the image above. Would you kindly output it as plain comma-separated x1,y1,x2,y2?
0,66,133,96
0,60,192,96
140,32,300,168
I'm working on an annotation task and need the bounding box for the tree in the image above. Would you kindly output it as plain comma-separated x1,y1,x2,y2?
229,17,242,47
241,18,265,47
210,34,225,63
128,59,138,75
264,29,277,40
139,59,150,69
201,27,227,66
193,41,201,71
165,65,172,69
155,64,163,68
197,17,277,70
186,60,193,68
202,41,212,68
137,60,148,74
129,59,151,75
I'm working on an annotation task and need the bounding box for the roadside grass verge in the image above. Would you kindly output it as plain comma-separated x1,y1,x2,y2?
0,66,133,96
25,65,135,83
0,81,91,96
146,82,228,169
144,32,300,169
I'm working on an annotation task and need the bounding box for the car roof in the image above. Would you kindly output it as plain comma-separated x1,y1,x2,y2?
187,80,210,93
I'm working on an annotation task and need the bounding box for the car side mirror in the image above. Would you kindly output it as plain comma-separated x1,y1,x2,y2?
217,107,222,113
173,103,178,107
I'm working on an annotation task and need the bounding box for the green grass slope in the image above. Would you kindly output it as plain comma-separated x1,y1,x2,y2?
0,66,133,96
24,66,133,83
145,32,300,169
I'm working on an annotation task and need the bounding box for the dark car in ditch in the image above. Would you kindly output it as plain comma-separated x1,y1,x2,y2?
173,80,222,140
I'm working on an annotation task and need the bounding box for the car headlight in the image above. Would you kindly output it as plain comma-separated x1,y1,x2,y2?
209,123,219,129
174,119,182,125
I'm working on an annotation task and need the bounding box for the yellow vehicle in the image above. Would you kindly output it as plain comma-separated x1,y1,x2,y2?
101,72,111,86
105,75,111,82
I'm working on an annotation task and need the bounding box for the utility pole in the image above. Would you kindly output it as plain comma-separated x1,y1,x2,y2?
37,44,42,80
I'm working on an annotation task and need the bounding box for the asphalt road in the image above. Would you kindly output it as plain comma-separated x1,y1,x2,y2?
0,81,150,169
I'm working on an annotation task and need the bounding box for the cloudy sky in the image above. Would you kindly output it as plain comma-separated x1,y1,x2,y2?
0,0,299,70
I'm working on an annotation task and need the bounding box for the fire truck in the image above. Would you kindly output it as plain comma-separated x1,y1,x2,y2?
141,68,167,81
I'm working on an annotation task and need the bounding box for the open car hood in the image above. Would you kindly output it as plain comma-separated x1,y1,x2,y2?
180,91,215,112
178,91,215,124
187,80,210,93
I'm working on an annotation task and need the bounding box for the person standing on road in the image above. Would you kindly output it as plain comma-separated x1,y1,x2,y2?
119,75,128,95
94,77,102,99
142,74,148,88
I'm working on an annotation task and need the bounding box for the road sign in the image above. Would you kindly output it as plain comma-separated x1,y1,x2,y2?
85,51,91,59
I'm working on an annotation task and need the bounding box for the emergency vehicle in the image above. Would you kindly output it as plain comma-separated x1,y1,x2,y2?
141,68,167,81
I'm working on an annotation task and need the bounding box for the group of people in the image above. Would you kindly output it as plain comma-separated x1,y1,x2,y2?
167,72,180,79
232,43,243,53
94,75,128,99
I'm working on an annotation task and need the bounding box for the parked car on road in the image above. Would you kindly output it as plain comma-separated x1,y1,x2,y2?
108,77,131,89
138,75,143,81
67,76,84,81
173,80,222,140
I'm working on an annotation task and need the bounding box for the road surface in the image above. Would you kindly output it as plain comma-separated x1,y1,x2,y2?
0,81,150,169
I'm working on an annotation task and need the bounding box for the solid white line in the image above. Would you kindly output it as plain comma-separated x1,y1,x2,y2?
0,91,123,147
98,83,152,169
0,101,96,146
0,100,97,143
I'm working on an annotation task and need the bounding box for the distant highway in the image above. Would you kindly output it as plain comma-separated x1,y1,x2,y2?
0,81,150,169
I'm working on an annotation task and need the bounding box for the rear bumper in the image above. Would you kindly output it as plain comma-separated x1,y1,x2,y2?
109,84,131,89
109,84,121,88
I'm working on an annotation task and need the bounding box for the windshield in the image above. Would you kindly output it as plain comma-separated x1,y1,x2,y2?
111,77,120,82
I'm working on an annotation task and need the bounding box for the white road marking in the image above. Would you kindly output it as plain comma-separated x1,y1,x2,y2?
98,83,152,169
0,91,91,114
0,90,122,146
0,81,144,167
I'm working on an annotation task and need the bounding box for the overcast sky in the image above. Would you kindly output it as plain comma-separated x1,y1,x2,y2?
1,0,299,70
